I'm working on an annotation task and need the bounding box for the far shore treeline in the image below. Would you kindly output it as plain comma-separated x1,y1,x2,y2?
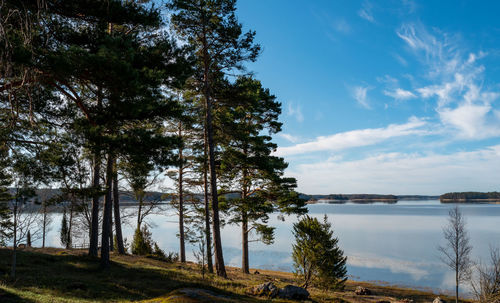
9,188,445,205
12,188,499,206
440,192,500,203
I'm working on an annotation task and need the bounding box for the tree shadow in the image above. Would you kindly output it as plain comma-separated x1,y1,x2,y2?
0,248,257,302
0,287,37,303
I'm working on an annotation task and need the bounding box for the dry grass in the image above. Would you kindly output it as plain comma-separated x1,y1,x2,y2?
0,247,467,303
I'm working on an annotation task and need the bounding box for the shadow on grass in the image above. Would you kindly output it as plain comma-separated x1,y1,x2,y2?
0,287,36,303
0,248,253,302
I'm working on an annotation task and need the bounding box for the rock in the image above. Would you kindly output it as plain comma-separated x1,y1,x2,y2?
160,288,233,302
254,270,260,275
355,286,371,296
277,285,310,300
433,297,446,303
247,282,279,298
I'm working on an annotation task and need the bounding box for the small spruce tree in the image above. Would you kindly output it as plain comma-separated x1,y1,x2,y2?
0,143,12,246
292,215,347,290
60,210,71,249
131,226,153,256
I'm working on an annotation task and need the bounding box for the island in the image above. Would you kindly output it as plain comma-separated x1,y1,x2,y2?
440,192,500,203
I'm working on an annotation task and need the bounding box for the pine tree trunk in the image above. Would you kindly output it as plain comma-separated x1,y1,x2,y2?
113,158,125,254
178,123,186,263
100,153,113,268
202,36,226,278
89,152,101,257
42,204,46,248
109,205,113,252
242,212,249,274
241,152,249,274
203,133,213,273
67,199,74,249
137,196,142,230
205,92,226,278
10,202,17,278
455,246,459,303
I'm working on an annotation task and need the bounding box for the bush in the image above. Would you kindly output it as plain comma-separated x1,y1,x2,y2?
131,226,153,255
153,242,165,258
146,246,178,263
292,215,347,290
113,235,130,253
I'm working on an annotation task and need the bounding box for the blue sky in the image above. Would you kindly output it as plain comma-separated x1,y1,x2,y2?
235,0,500,195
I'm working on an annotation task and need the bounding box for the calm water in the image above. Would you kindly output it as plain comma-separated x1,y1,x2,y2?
35,200,500,294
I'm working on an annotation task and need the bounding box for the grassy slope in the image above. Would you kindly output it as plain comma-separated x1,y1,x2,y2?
0,248,462,303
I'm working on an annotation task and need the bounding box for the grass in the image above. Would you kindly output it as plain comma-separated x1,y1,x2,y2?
0,248,465,303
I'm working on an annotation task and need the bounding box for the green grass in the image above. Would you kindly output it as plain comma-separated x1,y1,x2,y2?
0,248,463,303
0,248,254,303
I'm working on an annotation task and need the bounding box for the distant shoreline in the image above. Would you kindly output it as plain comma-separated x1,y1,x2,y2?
440,198,500,204
440,191,500,204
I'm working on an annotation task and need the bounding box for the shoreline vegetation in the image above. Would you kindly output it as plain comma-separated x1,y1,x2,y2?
0,247,463,303
19,189,500,205
15,189,445,206
440,192,500,203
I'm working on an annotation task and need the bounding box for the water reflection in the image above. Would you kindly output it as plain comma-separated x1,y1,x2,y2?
35,200,500,294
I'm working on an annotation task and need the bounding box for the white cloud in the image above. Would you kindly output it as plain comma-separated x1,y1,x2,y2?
397,23,500,139
438,99,500,139
383,88,417,100
275,117,427,156
352,86,371,109
358,1,375,23
287,103,304,122
278,133,300,143
288,145,500,195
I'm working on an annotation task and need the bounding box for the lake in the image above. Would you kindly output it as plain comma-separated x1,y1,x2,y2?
35,200,500,295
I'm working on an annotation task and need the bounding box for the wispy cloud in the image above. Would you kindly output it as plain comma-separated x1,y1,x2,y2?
352,86,372,109
392,53,408,66
278,133,300,143
397,23,500,139
358,1,375,23
310,9,352,42
275,117,427,156
334,18,351,34
383,88,417,100
287,103,304,122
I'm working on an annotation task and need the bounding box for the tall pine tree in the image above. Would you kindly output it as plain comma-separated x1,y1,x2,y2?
168,0,260,277
218,77,307,273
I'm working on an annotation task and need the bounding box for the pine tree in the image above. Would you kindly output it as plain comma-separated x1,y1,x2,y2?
1,1,191,267
292,215,347,290
168,0,260,278
218,76,307,273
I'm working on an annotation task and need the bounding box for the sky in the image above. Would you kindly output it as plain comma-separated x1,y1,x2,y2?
235,0,500,195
